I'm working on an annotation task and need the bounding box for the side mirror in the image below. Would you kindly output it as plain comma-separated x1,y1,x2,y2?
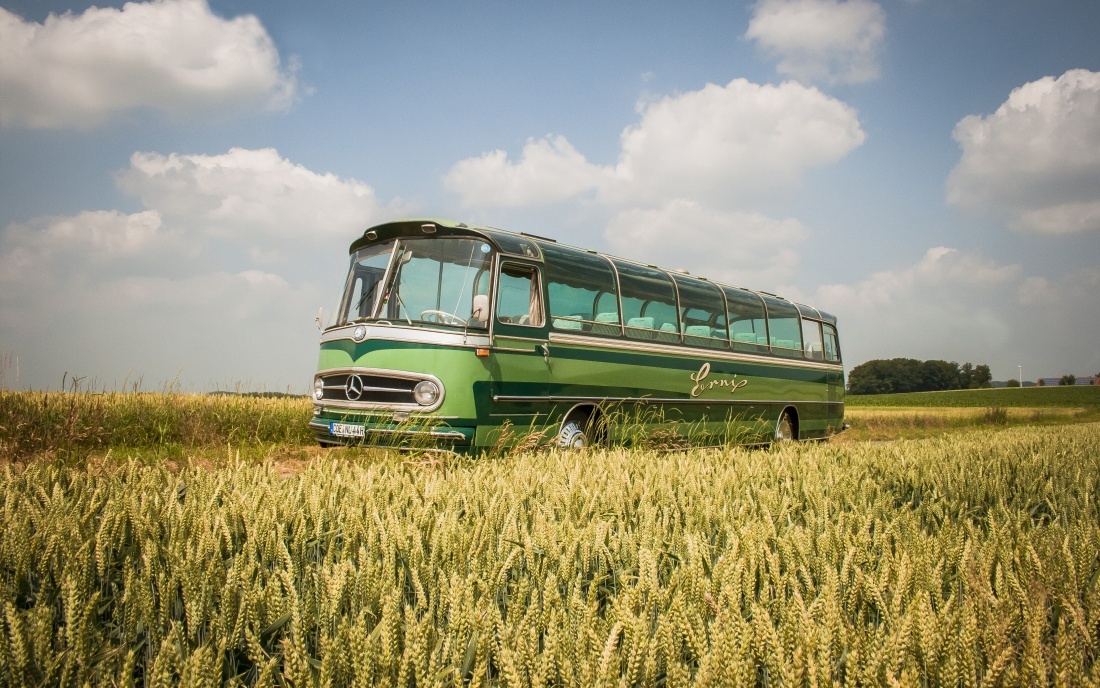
471,294,489,323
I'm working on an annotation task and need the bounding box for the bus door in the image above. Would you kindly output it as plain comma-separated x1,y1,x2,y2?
489,261,550,432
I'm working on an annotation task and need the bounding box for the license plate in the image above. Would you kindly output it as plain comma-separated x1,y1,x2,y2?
330,422,365,438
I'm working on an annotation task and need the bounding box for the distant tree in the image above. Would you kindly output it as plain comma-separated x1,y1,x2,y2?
1038,378,1046,387
848,358,993,394
959,362,974,389
1060,374,1077,386
971,364,992,388
1006,378,1020,388
922,360,961,392
847,359,910,394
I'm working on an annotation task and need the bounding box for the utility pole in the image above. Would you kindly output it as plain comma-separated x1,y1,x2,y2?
1019,364,1023,387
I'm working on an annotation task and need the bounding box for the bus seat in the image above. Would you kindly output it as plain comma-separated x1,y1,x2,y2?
553,318,583,330
592,312,621,335
733,332,756,343
685,325,711,337
773,339,795,349
655,322,679,343
757,336,768,345
627,317,654,330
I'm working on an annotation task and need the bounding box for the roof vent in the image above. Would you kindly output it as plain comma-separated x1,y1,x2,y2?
421,223,437,234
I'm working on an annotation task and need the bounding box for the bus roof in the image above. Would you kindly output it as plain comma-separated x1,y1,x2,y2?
350,218,837,325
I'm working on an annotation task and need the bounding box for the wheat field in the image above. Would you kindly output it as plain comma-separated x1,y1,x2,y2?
2,417,1098,686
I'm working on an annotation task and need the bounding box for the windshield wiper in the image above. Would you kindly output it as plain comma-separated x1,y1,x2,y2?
354,280,381,318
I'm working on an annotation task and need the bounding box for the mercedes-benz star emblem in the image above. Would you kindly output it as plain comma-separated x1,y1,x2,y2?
345,374,365,401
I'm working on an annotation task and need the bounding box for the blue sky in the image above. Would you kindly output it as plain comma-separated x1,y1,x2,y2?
1,0,1098,391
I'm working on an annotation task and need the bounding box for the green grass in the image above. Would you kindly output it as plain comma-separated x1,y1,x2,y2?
847,384,1100,409
0,390,313,461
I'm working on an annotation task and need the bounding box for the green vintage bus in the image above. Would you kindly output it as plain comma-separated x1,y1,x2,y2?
310,219,844,451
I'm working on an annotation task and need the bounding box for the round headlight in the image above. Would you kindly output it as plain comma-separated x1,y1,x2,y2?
313,378,324,400
412,380,440,406
352,325,367,342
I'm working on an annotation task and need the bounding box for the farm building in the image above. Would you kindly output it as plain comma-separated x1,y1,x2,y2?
1037,376,1098,386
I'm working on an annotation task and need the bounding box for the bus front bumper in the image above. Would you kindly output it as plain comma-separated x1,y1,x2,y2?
308,418,474,449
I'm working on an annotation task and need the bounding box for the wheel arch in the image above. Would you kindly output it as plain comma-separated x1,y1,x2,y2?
557,402,607,445
777,405,799,441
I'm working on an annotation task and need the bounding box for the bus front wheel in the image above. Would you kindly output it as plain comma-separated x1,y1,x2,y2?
558,420,588,449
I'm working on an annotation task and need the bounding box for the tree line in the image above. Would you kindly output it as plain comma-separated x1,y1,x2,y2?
847,358,992,395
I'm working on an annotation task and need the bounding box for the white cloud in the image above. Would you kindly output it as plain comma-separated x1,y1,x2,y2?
608,79,865,206
814,246,1018,311
947,69,1100,235
810,246,1021,361
603,199,807,289
745,0,886,85
444,77,864,311
800,247,1100,380
0,148,408,390
0,210,164,284
445,78,865,211
443,136,609,207
0,0,298,129
117,147,406,262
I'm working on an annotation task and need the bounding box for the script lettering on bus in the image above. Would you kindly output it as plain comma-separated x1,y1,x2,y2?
689,362,748,398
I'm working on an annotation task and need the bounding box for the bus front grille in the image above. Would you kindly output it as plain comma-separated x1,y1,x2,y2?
318,372,418,405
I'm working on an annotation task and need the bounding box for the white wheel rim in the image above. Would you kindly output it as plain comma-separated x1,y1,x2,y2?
776,415,792,441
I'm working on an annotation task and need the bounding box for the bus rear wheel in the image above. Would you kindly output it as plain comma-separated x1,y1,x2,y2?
775,410,796,442
558,420,588,449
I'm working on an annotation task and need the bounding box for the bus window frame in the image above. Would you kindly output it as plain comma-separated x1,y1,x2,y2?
802,319,825,361
722,285,770,354
494,261,546,329
822,322,841,363
671,273,729,350
612,259,681,343
540,243,622,336
760,294,803,358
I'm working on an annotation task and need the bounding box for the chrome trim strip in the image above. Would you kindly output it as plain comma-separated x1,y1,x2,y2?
492,394,842,405
547,332,843,371
321,323,491,347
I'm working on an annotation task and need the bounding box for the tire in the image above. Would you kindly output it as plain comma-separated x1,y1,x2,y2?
558,420,588,449
775,411,795,442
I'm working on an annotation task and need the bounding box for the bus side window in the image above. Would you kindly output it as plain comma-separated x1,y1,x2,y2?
496,264,544,327
612,259,679,343
672,274,728,350
540,243,620,335
802,319,824,360
761,295,803,357
822,324,841,362
722,286,769,354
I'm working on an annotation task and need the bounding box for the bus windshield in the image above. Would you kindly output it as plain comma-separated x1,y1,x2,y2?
338,237,493,328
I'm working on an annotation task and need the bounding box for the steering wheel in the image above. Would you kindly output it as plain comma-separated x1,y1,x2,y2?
420,309,467,326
